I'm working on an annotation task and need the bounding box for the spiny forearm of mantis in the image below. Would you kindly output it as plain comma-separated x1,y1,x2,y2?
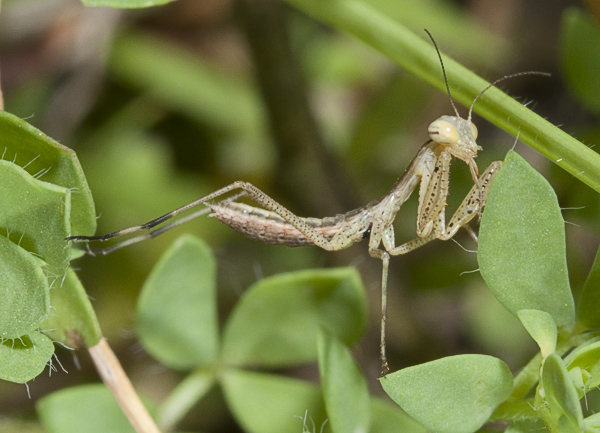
67,30,548,375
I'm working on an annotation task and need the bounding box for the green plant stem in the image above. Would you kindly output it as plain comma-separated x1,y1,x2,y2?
157,369,215,432
88,338,161,433
510,337,574,401
282,0,600,193
0,0,3,112
489,398,538,422
510,352,543,401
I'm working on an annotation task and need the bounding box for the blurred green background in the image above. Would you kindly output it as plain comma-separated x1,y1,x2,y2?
1,0,599,431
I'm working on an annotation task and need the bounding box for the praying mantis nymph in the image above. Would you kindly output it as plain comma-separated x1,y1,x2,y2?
67,31,548,374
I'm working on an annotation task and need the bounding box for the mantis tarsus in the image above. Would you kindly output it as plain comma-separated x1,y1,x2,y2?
68,32,548,374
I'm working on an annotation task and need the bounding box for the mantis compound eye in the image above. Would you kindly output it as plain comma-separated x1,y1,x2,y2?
469,122,478,140
428,117,460,145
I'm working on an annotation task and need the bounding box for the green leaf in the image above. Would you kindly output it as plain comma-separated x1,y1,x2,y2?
541,353,584,432
577,244,600,329
564,337,600,391
37,384,149,433
585,412,600,432
370,398,428,433
479,152,575,331
559,9,600,114
81,0,173,7
517,309,557,358
0,111,96,237
380,354,513,433
222,267,366,367
221,369,327,433
41,268,102,348
317,329,370,433
136,235,218,370
0,160,71,275
0,235,49,339
282,0,600,193
0,332,54,383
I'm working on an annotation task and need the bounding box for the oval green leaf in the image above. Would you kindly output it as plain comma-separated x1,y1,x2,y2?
37,384,153,433
136,235,218,370
0,236,49,339
370,398,428,433
380,354,513,433
0,160,71,275
517,309,557,358
0,111,95,237
222,267,366,368
0,332,54,383
41,268,102,348
478,152,575,331
221,369,326,433
541,353,584,432
317,329,370,433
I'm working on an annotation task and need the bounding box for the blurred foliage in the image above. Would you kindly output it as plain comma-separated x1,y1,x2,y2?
560,8,600,115
37,384,156,433
1,0,600,432
82,0,174,7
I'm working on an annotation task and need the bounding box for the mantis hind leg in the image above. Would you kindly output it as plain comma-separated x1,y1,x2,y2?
67,181,355,255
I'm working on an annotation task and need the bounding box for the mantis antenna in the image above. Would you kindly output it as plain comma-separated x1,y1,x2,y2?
425,28,550,124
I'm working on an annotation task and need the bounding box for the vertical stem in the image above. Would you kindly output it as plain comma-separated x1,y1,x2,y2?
236,0,358,215
0,0,4,111
88,338,161,433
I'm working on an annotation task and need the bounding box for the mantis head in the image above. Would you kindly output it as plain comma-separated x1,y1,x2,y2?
428,115,481,156
424,29,549,162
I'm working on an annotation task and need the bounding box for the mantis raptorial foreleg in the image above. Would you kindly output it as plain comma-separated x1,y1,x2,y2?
387,160,502,257
372,159,501,373
417,151,452,238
